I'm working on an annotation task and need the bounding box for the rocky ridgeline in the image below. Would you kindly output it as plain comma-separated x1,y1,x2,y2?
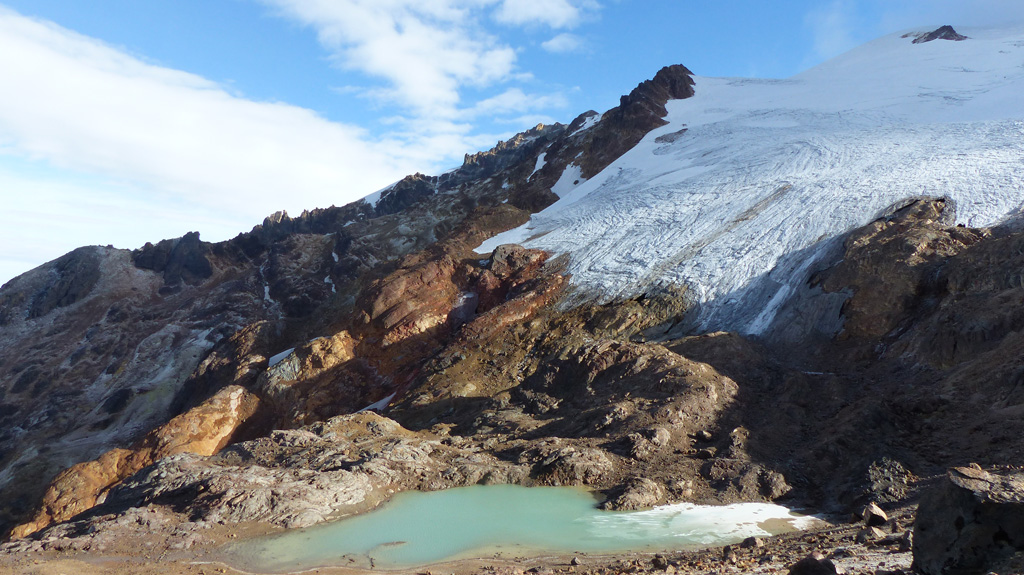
0,65,702,540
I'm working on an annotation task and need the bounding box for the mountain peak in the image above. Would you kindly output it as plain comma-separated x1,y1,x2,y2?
906,24,969,44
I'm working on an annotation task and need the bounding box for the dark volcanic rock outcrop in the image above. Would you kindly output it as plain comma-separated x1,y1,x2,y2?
913,466,1024,575
910,25,969,44
579,65,695,179
133,231,213,286
24,247,103,320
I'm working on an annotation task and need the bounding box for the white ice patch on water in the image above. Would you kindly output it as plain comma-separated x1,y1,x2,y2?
586,501,819,546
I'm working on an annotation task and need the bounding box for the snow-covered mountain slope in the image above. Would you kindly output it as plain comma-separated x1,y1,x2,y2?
477,25,1024,336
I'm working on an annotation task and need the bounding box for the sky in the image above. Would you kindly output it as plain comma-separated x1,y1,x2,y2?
1,0,1023,286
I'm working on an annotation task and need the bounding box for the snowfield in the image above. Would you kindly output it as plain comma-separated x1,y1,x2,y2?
477,25,1024,335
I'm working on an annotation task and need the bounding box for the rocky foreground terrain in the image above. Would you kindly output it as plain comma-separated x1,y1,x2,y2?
1,28,1024,575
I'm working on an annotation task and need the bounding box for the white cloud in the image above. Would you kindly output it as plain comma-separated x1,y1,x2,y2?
0,2,600,284
259,1,517,121
0,9,417,210
804,1,860,64
0,8,430,285
467,88,568,117
494,0,598,29
257,0,584,138
542,32,585,53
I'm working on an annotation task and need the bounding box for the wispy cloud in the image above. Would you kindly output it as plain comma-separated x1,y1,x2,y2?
494,0,598,29
0,8,418,213
467,88,569,118
542,33,586,54
804,0,860,65
0,7,430,285
262,1,516,121
0,2,605,285
256,0,596,145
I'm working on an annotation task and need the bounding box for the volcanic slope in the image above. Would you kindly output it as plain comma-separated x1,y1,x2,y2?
0,64,693,536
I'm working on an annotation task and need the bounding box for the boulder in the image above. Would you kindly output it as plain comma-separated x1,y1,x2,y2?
912,466,1024,575
861,501,888,527
788,552,844,574
603,477,666,511
855,526,886,544
538,447,615,486
741,536,765,549
488,244,547,280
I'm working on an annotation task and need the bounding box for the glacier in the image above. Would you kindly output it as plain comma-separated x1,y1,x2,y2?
477,25,1024,336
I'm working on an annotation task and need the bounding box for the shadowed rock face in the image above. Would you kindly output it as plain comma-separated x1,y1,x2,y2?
910,25,969,44
133,231,213,286
26,247,104,319
816,199,983,343
913,466,1024,575
8,385,260,540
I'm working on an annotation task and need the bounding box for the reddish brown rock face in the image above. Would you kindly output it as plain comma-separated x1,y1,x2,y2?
359,255,461,344
9,241,565,538
11,385,259,539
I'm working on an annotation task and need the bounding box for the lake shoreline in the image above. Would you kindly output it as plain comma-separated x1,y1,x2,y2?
0,501,917,575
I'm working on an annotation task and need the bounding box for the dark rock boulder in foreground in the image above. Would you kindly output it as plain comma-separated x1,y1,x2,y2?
913,465,1024,574
787,551,843,575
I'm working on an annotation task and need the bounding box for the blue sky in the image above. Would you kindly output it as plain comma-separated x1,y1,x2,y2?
1,0,1023,286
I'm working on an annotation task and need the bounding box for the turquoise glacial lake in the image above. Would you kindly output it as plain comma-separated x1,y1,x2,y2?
229,485,812,572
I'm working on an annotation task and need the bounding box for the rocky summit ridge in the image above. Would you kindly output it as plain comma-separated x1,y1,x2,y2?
1,25,1024,575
